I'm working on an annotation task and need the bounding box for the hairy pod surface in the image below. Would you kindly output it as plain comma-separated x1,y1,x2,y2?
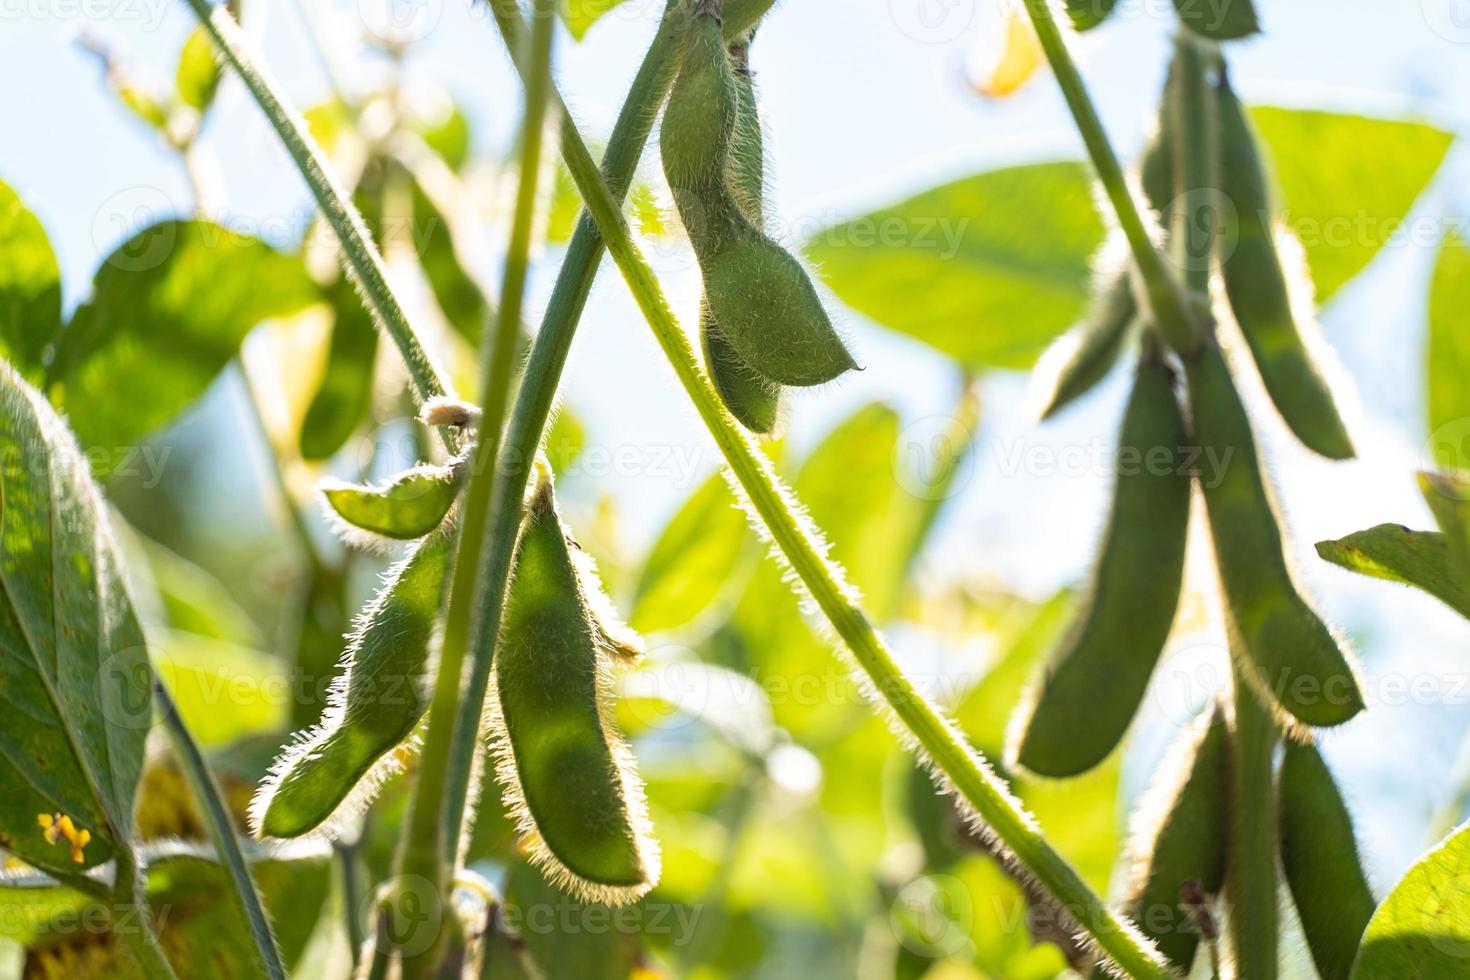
490,482,657,904
1089,710,1227,978
255,528,454,838
1278,742,1375,980
1216,75,1354,461
701,41,781,433
1013,346,1190,776
1033,267,1138,419
321,462,461,542
1186,342,1363,727
662,7,855,389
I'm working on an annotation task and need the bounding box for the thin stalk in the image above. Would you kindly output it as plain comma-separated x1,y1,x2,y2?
1225,667,1279,980
488,13,1172,978
336,841,366,969
391,1,557,970
155,676,287,980
180,0,452,426
113,843,180,980
1018,0,1198,355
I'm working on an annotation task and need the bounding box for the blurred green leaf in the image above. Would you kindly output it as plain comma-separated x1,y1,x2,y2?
559,0,628,39
807,162,1105,369
410,175,488,344
52,220,317,474
502,859,644,978
154,632,289,747
416,102,472,171
1352,821,1470,979
176,25,223,112
546,407,586,474
301,275,379,460
1428,232,1470,470
1250,107,1453,304
631,472,750,634
0,178,61,381
0,363,153,875
141,537,263,647
1316,525,1470,620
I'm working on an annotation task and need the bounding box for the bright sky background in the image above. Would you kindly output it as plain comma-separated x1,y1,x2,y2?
4,0,1470,896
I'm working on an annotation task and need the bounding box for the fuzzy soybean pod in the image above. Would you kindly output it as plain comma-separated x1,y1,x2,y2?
320,460,462,543
701,39,781,433
1186,342,1364,728
662,5,855,388
253,527,455,839
1278,742,1376,980
1032,267,1137,419
1012,343,1190,777
489,481,658,905
1215,75,1354,461
1088,710,1228,978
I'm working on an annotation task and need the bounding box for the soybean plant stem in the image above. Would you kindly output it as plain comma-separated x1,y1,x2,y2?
488,13,1173,979
1018,0,1198,355
1225,668,1279,980
113,842,180,980
181,0,453,432
154,676,288,980
393,0,557,965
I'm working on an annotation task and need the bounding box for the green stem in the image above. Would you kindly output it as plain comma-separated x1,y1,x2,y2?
154,676,287,980
180,0,452,425
1225,667,1279,980
488,13,1172,979
1019,0,1198,355
392,2,557,970
113,843,180,980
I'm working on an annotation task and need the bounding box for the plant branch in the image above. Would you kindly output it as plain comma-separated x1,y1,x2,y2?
180,0,453,431
1225,666,1279,980
1019,0,1199,355
487,11,1173,978
154,676,287,980
113,842,180,980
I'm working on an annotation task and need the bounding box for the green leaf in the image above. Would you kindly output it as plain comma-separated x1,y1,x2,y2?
3,841,330,975
1172,0,1259,39
300,275,379,460
631,472,750,634
139,538,263,647
545,407,586,474
410,176,488,344
1352,821,1470,979
0,178,62,381
559,0,628,40
322,463,462,542
0,363,153,875
1428,233,1470,471
52,220,317,474
807,162,1105,369
1250,107,1453,304
415,102,472,171
176,25,223,112
1316,525,1470,620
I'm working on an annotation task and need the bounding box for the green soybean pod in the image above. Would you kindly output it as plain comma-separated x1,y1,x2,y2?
1032,267,1137,420
1216,74,1354,461
1088,709,1228,978
1012,343,1191,777
1139,56,1179,223
1278,742,1375,980
702,39,781,433
1186,342,1364,728
253,527,454,839
490,481,658,905
320,461,462,543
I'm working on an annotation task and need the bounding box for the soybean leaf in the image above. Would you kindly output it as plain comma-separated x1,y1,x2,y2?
0,363,153,875
1428,232,1470,470
300,276,379,460
545,407,586,474
1250,107,1453,304
630,472,750,634
3,841,330,975
1172,0,1259,40
1352,821,1470,979
410,175,488,344
52,220,317,475
1316,525,1470,620
559,0,628,40
415,102,472,172
0,178,61,381
1421,471,1470,568
139,537,263,647
175,25,223,112
806,162,1105,369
